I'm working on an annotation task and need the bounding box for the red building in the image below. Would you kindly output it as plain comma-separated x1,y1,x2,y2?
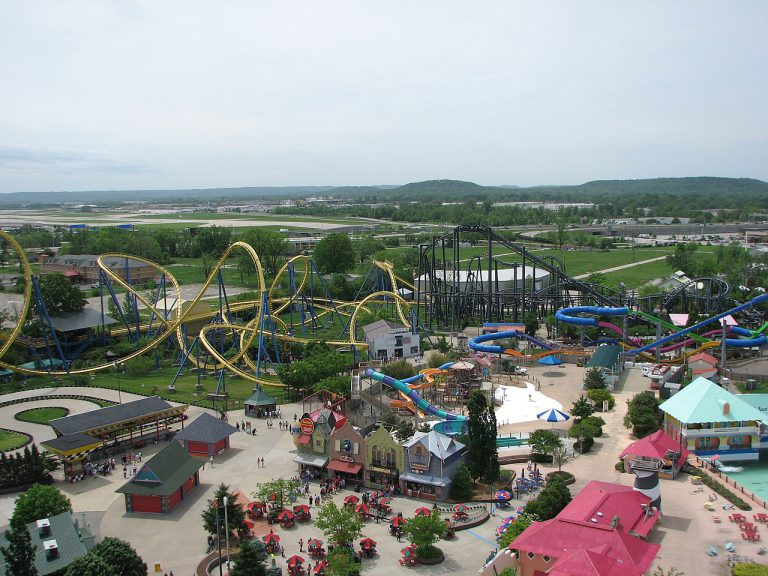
511,481,660,576
116,442,203,514
620,430,688,480
174,412,237,457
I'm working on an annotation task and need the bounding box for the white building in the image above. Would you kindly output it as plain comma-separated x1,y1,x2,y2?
414,267,550,294
362,320,420,361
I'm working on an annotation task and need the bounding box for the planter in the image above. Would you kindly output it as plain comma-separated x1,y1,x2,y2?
415,547,444,565
546,471,575,485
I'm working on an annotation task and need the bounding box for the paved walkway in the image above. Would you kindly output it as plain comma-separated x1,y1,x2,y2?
572,255,668,279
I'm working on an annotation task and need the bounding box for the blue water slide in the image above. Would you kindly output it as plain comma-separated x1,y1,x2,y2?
364,366,467,421
555,306,629,327
468,330,554,354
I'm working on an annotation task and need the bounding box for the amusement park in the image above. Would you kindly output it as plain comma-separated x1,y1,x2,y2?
1,223,768,576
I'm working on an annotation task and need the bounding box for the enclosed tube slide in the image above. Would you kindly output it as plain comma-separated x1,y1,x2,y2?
555,295,768,353
364,365,467,421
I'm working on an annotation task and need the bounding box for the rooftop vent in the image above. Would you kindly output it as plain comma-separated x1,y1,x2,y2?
43,539,58,559
596,511,604,517
590,518,598,523
36,518,51,538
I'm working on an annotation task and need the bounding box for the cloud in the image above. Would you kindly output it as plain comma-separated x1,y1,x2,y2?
0,145,149,175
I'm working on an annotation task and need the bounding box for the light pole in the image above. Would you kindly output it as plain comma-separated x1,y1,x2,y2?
222,496,231,570
113,362,123,404
214,500,223,576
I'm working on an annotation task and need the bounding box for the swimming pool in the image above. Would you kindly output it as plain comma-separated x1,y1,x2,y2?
720,455,768,502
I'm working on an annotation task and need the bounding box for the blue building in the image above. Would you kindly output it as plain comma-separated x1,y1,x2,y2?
400,430,466,501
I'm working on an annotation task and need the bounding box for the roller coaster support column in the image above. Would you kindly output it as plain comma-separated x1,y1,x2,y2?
656,323,662,364
486,226,493,325
721,320,728,379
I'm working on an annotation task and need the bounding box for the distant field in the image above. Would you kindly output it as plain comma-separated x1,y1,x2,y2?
137,212,356,225
602,259,675,288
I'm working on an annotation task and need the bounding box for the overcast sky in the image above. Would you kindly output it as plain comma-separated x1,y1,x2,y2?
1,1,766,193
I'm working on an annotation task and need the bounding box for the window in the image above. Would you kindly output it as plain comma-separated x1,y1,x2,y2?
543,555,551,563
342,439,352,453
526,552,536,559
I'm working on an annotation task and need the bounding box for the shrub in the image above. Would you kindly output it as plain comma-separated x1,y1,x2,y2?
615,460,626,472
690,466,751,510
587,388,615,410
733,564,768,576
584,367,606,389
415,544,443,560
123,356,156,377
575,437,594,453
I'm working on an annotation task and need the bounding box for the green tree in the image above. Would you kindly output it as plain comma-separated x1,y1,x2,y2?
253,478,300,513
498,512,538,548
624,391,661,438
466,391,500,484
38,273,86,315
528,429,560,460
552,444,569,473
568,419,599,453
402,509,446,556
314,375,350,397
381,359,416,380
524,310,539,337
326,547,359,576
0,517,38,576
11,484,72,526
314,501,363,547
239,228,288,277
583,367,606,390
394,420,416,442
90,537,147,576
524,475,571,520
202,484,246,538
449,463,474,501
313,233,356,274
230,539,267,576
65,553,112,576
571,395,594,420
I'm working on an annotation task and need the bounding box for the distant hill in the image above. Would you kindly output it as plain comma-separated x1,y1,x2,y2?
1,176,766,207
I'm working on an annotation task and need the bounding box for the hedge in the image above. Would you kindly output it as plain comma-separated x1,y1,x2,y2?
689,466,752,511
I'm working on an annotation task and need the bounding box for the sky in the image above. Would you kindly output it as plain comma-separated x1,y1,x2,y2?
1,1,767,193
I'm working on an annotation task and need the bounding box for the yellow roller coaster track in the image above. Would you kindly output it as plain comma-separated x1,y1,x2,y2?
0,234,413,387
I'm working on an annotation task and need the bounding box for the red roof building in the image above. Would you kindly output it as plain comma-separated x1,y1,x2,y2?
511,481,661,576
688,352,717,374
620,430,688,479
557,481,660,538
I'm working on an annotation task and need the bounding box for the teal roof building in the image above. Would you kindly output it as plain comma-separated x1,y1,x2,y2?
659,377,768,462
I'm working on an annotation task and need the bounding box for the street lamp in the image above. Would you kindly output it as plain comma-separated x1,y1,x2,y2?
222,496,231,570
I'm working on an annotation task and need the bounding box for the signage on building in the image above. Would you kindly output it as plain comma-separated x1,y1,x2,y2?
300,418,315,436
369,466,392,474
338,454,354,463
411,463,428,472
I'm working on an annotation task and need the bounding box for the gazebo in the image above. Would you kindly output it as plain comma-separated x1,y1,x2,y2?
244,385,277,418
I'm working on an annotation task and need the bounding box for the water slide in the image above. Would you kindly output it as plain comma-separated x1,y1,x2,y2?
364,365,467,422
468,331,587,359
555,294,768,355
597,321,643,346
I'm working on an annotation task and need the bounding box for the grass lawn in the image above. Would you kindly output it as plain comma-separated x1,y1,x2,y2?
0,430,29,451
602,259,676,289
85,367,290,410
15,407,70,425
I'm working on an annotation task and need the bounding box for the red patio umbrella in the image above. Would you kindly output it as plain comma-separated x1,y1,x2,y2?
414,507,432,517
293,504,310,514
344,495,359,505
360,537,377,549
390,516,406,527
454,503,468,512
287,555,305,567
249,500,263,510
308,538,323,549
278,510,295,520
377,496,392,506
355,503,370,515
370,491,383,499
401,546,416,556
313,560,328,575
263,533,280,544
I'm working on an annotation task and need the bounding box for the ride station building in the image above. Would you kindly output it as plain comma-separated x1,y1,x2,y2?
116,442,203,514
174,412,237,457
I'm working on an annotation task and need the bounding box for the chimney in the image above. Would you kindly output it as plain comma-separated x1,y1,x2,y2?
36,518,51,538
718,399,730,415
43,539,59,559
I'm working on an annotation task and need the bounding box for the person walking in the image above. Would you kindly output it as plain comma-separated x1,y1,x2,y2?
209,455,214,468
299,538,304,552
